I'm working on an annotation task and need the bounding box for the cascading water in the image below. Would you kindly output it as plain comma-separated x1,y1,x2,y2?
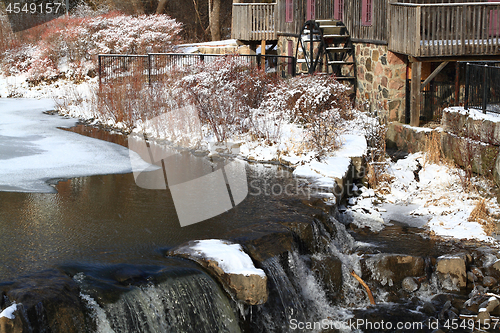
75,268,241,333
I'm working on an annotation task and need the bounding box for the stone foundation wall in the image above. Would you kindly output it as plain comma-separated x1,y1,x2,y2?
387,108,500,186
354,43,407,123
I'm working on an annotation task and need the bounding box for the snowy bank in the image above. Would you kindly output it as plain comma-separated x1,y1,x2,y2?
345,152,500,243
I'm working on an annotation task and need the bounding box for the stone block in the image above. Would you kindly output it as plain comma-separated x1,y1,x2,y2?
436,255,467,289
387,51,406,65
441,131,499,176
386,122,433,152
363,254,426,287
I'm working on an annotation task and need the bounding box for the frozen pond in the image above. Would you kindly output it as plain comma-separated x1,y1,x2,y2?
0,99,148,192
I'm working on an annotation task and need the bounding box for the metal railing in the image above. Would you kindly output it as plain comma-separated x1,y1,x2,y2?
98,53,296,86
465,62,500,113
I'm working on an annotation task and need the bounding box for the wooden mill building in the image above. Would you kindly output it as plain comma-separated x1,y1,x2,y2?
231,0,500,126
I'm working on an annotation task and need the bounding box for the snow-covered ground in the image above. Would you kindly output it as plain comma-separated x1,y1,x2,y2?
345,152,500,243
0,98,149,192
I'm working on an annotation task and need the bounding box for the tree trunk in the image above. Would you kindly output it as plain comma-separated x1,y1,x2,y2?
130,0,145,14
156,0,168,14
209,0,221,41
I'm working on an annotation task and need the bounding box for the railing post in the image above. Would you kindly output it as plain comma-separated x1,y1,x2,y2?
148,54,152,86
482,64,488,114
465,62,470,110
98,55,102,91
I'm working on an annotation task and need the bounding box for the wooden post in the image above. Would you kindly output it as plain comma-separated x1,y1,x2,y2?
98,55,102,92
410,59,422,127
261,40,266,71
455,62,460,105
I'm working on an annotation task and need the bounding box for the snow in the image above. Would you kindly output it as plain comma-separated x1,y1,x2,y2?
446,106,500,123
0,98,150,193
189,239,266,277
402,124,434,133
345,152,500,243
0,303,18,319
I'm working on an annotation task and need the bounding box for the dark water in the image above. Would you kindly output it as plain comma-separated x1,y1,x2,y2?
0,125,312,282
351,221,461,257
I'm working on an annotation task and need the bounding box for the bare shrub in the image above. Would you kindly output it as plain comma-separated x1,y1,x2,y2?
1,12,182,82
285,75,353,156
183,57,282,142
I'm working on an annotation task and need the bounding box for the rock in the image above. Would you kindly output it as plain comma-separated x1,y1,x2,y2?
169,240,268,305
487,297,500,313
477,309,491,325
483,276,498,288
363,254,425,287
4,269,86,333
311,256,343,302
422,302,436,316
436,255,467,289
0,316,22,333
468,271,477,283
207,151,220,159
224,222,295,262
471,266,484,279
402,277,419,292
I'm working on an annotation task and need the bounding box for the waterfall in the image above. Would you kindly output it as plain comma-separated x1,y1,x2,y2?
70,216,370,333
246,217,366,333
77,268,241,333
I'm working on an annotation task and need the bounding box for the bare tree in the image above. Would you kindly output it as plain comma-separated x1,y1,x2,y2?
156,0,167,14
208,0,221,41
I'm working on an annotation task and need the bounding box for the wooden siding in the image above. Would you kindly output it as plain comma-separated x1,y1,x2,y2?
398,0,489,3
232,3,276,40
344,0,387,42
389,2,500,57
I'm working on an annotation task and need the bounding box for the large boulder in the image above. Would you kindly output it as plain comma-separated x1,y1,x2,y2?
224,222,295,262
2,269,86,333
169,240,268,305
362,254,426,287
435,255,467,290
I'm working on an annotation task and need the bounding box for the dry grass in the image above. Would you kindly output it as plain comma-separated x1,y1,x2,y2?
468,199,496,236
424,130,442,166
367,161,394,191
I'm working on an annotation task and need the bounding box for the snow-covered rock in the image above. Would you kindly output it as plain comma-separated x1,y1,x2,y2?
169,239,268,305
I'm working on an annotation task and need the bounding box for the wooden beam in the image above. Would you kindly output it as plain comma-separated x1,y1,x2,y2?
261,40,266,70
412,55,500,63
420,61,449,91
410,60,422,127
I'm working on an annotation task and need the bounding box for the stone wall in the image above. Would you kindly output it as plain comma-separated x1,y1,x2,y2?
354,43,407,123
387,108,500,186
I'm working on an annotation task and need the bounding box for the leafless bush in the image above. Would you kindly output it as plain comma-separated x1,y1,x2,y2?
285,75,353,156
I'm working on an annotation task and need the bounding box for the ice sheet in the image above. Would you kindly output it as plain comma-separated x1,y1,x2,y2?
0,98,148,193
